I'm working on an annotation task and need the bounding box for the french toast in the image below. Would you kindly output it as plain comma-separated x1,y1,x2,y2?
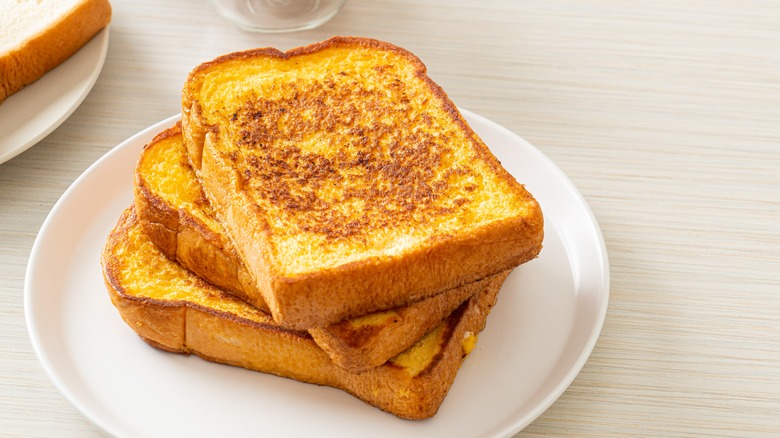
133,124,268,312
101,207,505,420
0,0,112,104
181,36,544,328
134,123,504,371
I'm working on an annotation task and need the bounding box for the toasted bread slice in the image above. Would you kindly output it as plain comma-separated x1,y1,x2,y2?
181,36,543,328
101,207,504,420
0,0,112,104
133,124,269,312
134,123,505,372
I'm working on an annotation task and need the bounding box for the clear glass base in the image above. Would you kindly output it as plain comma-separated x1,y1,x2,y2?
209,0,347,33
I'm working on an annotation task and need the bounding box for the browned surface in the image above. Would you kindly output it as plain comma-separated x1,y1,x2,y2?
230,80,474,240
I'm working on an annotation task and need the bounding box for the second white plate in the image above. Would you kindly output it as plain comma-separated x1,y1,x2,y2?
0,27,109,164
25,110,609,437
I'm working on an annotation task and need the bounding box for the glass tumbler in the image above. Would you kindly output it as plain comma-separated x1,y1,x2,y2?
209,0,347,33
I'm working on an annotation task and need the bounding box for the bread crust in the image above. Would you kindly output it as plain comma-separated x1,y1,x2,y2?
181,37,544,329
102,207,505,419
309,270,509,372
0,0,112,103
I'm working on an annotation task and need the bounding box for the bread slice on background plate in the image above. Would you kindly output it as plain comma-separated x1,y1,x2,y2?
101,207,507,420
0,0,112,104
133,123,506,373
181,36,544,329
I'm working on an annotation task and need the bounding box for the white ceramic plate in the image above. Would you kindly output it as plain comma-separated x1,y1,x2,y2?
25,111,609,437
0,28,109,165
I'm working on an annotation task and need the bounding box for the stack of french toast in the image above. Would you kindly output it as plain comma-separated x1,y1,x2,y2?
101,37,544,420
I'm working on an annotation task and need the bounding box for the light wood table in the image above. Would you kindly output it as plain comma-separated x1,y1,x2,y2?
2,0,778,436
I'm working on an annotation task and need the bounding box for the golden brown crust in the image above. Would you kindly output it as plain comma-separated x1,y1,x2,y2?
102,206,506,419
181,37,544,329
0,0,112,103
101,208,187,351
310,270,509,373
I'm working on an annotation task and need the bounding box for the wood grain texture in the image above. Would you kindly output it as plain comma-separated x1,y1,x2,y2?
1,0,778,436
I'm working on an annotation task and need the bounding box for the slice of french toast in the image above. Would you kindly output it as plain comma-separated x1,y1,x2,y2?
102,206,505,420
181,36,543,328
133,124,268,312
134,123,505,372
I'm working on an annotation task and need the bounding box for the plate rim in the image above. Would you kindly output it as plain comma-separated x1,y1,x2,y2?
465,110,610,435
24,110,609,437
